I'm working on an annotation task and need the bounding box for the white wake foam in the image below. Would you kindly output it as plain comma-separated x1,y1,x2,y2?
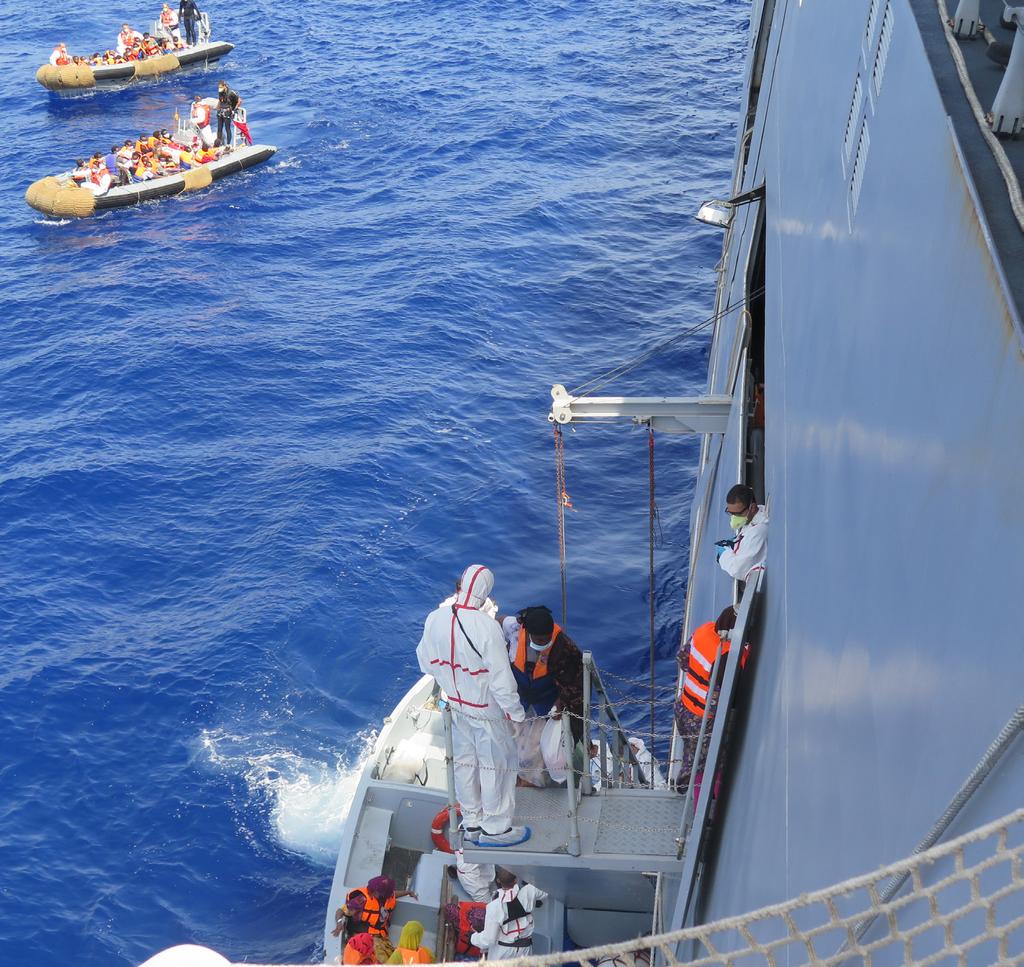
199,728,377,866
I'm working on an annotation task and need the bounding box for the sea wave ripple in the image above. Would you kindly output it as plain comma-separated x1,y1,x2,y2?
0,0,747,963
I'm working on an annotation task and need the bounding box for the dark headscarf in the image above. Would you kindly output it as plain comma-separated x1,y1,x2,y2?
520,606,554,636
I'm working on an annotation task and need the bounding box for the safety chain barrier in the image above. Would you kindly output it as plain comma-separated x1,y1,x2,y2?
238,807,1024,967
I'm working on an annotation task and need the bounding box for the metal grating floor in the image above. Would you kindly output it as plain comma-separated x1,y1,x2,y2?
462,787,686,870
509,786,574,854
593,792,686,856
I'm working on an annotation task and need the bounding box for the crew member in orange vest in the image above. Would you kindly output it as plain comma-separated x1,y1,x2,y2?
674,605,747,793
331,875,418,940
500,605,584,744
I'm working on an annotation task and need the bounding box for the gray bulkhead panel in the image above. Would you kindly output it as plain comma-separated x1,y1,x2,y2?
688,0,1024,929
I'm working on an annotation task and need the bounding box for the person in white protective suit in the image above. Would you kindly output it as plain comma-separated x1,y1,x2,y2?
471,868,547,960
717,483,768,582
417,565,531,848
452,848,495,901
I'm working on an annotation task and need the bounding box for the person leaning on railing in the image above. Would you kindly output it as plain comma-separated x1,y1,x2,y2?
674,605,747,796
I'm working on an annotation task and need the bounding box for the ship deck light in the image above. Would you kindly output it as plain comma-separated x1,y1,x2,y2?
695,184,765,228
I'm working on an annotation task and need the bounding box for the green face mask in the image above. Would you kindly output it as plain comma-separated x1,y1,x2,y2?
730,513,748,530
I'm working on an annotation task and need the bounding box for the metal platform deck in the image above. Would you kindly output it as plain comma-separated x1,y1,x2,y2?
462,787,686,873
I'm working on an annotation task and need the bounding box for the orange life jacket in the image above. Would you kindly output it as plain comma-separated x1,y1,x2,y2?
342,940,375,965
513,623,562,679
397,947,431,964
347,888,395,936
53,48,71,66
680,621,730,717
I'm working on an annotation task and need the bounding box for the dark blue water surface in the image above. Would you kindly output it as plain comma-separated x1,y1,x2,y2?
0,1,746,963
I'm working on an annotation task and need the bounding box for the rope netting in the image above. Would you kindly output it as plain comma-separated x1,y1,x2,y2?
239,807,1024,967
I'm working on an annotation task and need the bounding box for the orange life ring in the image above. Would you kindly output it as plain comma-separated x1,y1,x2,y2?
430,805,460,854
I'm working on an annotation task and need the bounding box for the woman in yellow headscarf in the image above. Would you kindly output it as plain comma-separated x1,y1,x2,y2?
386,921,434,964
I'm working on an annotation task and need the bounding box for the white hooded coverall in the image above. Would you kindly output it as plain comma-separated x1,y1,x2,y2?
471,882,548,960
416,565,525,834
718,506,768,581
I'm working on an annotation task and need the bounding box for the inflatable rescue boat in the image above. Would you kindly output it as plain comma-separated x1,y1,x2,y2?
37,15,232,94
25,144,276,219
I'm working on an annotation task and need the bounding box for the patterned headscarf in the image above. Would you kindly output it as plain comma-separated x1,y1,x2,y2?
367,875,395,900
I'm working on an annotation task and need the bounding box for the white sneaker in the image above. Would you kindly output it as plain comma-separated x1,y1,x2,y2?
477,826,531,847
460,825,482,844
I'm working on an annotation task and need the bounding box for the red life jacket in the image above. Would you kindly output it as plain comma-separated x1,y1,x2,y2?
680,621,730,717
454,902,486,956
53,48,71,66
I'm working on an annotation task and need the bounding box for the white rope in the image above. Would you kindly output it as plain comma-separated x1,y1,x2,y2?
238,807,1024,967
935,0,1024,230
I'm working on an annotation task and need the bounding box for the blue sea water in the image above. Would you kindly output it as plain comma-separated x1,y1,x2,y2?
0,1,747,964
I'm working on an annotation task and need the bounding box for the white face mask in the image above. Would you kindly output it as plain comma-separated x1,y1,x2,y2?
528,639,551,652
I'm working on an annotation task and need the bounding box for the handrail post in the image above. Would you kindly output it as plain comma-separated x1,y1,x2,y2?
562,711,582,856
611,727,623,788
678,649,722,854
598,695,608,792
441,702,459,850
581,652,593,795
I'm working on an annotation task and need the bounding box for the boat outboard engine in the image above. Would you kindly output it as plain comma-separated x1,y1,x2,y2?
151,18,172,42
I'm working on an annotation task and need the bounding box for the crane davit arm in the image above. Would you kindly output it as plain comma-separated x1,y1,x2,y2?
547,384,732,434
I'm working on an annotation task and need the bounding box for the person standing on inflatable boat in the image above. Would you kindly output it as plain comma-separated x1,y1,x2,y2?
417,565,531,848
159,3,181,41
190,94,215,147
215,80,240,147
178,0,201,46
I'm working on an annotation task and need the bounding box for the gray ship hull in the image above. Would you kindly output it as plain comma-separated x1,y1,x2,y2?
681,0,1024,937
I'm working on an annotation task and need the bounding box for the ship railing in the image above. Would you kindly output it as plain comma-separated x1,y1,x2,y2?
439,652,653,857
669,567,764,929
581,650,649,793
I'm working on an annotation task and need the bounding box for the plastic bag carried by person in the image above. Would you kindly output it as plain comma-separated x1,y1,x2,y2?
515,717,546,786
540,715,569,783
